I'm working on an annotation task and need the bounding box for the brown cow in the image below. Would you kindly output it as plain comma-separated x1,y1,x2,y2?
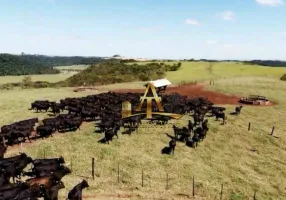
26,176,59,190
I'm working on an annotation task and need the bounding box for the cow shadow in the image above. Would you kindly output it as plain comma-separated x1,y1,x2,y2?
98,138,106,144
229,112,237,115
93,129,103,134
161,146,171,155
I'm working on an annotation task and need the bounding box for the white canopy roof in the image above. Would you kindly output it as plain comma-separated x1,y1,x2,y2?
144,79,171,88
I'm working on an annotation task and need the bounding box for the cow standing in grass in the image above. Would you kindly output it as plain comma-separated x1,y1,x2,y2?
235,105,243,115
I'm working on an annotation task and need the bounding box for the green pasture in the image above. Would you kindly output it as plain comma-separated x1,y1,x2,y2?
0,73,76,84
1,62,286,199
143,61,286,83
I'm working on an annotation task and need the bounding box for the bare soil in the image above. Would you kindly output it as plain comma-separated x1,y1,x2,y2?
112,84,241,105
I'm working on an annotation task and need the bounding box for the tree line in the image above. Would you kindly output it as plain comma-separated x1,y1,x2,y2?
57,61,181,87
0,53,105,76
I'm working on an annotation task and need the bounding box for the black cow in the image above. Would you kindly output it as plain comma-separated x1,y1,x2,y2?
49,181,65,200
187,120,194,133
36,125,54,138
0,154,33,183
12,186,47,200
169,138,176,155
32,164,65,173
104,128,119,144
51,105,61,116
214,112,227,125
35,104,50,112
0,138,7,159
0,182,30,200
0,153,27,164
235,105,243,115
25,166,71,181
67,180,89,200
202,119,208,130
32,156,65,167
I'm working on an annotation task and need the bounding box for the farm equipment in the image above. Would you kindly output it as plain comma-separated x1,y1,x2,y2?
239,95,270,105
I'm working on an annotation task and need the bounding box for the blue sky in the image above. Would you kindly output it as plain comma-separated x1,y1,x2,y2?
0,0,286,60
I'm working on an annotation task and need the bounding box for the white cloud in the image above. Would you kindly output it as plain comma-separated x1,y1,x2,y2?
220,11,235,21
255,0,284,6
185,19,200,25
206,40,218,45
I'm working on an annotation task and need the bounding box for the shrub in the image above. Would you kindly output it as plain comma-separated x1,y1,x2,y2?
21,76,33,88
280,74,286,81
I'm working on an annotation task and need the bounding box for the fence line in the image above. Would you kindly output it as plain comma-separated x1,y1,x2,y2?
79,161,262,199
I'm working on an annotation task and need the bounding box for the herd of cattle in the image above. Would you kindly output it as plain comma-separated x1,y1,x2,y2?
0,91,244,152
0,91,244,199
0,153,88,199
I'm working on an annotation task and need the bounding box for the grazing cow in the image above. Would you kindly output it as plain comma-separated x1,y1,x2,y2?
1,154,33,183
187,120,194,133
104,127,119,144
186,138,196,148
36,125,54,138
235,105,243,115
169,138,176,155
0,137,7,159
194,127,208,140
25,166,71,181
35,104,50,112
32,164,66,173
0,170,10,187
214,112,227,125
0,182,30,200
51,105,61,116
12,186,47,200
49,181,65,200
32,156,65,167
67,179,89,200
202,119,208,130
26,177,58,190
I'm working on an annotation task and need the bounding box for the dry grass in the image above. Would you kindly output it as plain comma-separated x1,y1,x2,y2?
1,64,286,199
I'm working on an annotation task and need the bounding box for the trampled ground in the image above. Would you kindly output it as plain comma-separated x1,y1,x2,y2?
113,83,241,105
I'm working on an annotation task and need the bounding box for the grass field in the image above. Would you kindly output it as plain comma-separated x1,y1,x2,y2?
0,65,88,84
1,62,286,199
135,61,286,83
0,73,77,84
55,65,89,70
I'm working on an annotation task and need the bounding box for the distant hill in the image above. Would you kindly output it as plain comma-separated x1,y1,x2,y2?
18,54,105,66
243,60,286,67
182,59,286,67
57,61,181,87
0,53,105,76
0,54,60,76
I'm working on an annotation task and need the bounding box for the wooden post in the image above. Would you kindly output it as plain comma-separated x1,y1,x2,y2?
141,169,144,187
117,165,120,183
271,126,275,135
92,158,95,180
253,191,257,200
166,173,169,190
192,176,195,196
20,143,23,153
248,122,251,131
220,184,223,200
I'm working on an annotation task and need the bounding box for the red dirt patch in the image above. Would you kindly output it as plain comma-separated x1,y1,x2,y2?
112,84,240,105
